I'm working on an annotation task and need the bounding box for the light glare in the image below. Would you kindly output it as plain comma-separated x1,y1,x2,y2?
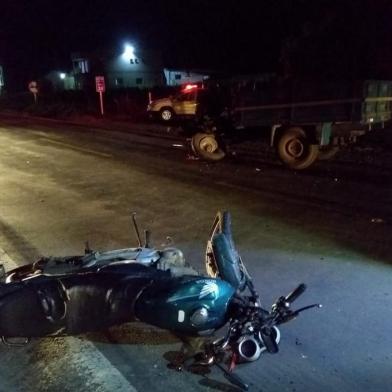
122,44,135,61
183,84,198,91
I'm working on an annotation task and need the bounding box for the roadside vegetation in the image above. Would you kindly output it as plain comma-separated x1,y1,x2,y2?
0,86,176,121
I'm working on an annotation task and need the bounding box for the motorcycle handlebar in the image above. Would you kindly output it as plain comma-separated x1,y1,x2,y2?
285,283,306,304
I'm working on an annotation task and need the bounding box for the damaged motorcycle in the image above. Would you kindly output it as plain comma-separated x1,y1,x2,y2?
0,211,321,390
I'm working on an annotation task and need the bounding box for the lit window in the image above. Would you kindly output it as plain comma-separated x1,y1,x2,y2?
78,60,89,73
73,59,89,74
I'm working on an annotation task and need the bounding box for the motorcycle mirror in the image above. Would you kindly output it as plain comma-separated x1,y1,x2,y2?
84,241,92,255
0,264,5,282
131,212,142,247
144,229,152,248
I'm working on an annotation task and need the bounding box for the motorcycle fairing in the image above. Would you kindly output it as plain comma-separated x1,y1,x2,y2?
206,212,246,291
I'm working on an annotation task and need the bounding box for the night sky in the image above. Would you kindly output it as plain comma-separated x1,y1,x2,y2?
1,0,392,90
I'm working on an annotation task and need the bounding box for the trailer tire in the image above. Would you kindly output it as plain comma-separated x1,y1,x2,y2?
318,145,340,161
277,127,319,170
191,133,226,161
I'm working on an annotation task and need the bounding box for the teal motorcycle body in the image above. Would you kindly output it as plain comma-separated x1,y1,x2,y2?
0,211,319,391
135,276,235,334
0,211,242,339
0,265,235,338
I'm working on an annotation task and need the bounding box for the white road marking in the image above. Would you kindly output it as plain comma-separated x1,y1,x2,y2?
0,247,17,270
67,337,138,392
39,137,112,158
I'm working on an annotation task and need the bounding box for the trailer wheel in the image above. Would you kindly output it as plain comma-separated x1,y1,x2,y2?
191,132,226,161
277,127,319,170
159,107,175,122
318,145,340,161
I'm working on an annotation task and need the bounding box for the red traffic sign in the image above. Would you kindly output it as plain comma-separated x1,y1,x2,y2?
95,76,105,93
28,81,38,94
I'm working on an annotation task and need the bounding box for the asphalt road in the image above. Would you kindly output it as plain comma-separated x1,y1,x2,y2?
0,115,391,392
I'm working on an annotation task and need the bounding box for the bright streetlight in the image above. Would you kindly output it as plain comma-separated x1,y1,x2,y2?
122,44,135,61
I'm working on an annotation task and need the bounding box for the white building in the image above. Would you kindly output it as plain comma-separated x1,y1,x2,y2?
58,44,214,91
105,45,165,88
71,44,165,90
164,68,210,86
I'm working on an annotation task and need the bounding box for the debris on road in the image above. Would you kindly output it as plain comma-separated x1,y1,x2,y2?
185,154,199,160
371,218,384,223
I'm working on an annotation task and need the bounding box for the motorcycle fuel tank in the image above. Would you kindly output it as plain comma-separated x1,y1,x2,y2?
135,276,235,335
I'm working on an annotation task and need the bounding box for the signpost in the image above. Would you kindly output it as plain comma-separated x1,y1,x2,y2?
95,76,105,116
28,81,39,102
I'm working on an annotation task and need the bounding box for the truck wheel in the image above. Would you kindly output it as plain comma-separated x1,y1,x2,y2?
318,145,339,161
159,107,174,122
277,127,319,170
191,133,226,161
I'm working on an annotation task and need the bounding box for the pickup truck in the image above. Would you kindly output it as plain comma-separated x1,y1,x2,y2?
189,78,392,169
147,84,200,122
